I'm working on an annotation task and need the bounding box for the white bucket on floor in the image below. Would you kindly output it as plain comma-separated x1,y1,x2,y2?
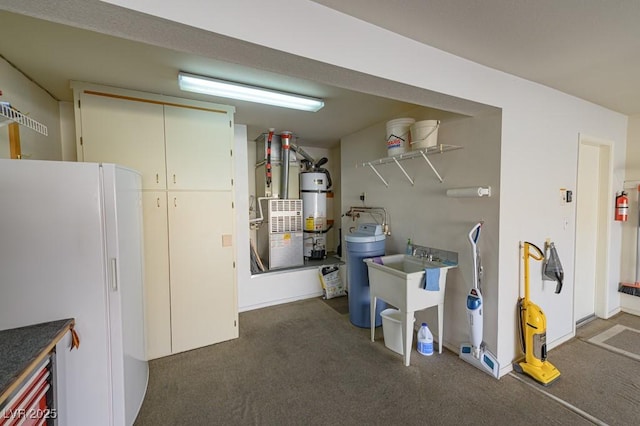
386,118,415,156
380,308,414,355
410,120,440,150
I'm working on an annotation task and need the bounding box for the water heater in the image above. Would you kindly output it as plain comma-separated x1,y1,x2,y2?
300,171,329,259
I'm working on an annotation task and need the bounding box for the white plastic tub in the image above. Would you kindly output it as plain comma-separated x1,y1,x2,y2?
380,308,413,355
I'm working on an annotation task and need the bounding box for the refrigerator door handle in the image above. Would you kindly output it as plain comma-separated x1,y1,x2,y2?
110,257,118,291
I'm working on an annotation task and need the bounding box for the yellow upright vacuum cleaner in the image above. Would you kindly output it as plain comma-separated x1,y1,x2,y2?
513,242,561,386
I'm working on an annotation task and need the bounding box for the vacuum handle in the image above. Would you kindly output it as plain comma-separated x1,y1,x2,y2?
523,242,544,303
525,241,544,261
468,222,482,290
468,222,482,245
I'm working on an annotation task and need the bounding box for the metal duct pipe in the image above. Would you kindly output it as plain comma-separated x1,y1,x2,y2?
280,131,292,199
290,142,315,165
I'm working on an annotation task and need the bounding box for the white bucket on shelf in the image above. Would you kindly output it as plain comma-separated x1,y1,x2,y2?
386,118,415,156
410,120,440,150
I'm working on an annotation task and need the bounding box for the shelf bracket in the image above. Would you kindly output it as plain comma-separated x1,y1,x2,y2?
420,151,444,183
367,162,389,187
393,157,414,185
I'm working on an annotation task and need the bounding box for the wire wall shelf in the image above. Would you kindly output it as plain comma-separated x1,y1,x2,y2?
356,144,462,186
0,104,48,136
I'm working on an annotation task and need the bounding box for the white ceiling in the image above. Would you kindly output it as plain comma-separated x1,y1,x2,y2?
0,0,638,149
313,0,640,115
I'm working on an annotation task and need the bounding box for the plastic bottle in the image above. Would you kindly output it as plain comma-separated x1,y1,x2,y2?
417,323,434,356
406,238,413,255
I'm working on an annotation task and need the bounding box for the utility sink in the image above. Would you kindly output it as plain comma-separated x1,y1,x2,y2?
364,253,458,366
370,254,453,276
365,254,456,311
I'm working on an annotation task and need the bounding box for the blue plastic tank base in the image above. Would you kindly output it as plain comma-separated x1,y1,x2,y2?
348,277,386,328
345,229,386,328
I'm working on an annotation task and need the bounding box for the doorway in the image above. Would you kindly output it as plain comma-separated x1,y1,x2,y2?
574,135,612,323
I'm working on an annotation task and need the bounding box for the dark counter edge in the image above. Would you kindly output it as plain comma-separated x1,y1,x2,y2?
0,318,75,405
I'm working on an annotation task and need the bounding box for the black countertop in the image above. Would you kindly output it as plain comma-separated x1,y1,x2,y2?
0,318,74,404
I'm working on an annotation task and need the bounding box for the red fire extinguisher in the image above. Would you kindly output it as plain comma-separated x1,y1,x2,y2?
615,191,629,222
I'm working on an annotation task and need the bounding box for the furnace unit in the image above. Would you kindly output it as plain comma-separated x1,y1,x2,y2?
267,198,304,269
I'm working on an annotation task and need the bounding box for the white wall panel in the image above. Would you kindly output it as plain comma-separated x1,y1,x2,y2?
101,0,629,375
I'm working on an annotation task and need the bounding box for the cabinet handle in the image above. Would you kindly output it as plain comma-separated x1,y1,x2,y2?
173,174,176,184
174,197,177,207
157,197,160,208
156,173,159,184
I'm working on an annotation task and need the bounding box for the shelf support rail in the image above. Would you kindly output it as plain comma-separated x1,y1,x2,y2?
367,162,389,187
420,150,444,183
393,157,414,185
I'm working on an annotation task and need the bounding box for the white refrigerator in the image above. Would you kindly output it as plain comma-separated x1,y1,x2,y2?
0,159,148,425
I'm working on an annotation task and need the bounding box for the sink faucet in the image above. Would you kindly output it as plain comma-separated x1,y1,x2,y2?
412,247,434,260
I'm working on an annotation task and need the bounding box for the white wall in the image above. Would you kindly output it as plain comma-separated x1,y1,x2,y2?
0,57,61,160
621,116,640,314
102,0,629,375
341,109,502,356
59,101,77,161
627,115,640,181
234,124,252,313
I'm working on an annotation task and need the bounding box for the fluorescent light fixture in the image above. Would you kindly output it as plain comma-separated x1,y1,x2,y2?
178,72,324,112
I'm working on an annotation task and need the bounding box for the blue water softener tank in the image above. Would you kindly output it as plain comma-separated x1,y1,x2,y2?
345,223,386,328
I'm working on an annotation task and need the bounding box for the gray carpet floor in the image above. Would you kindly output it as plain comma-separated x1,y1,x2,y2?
134,298,640,425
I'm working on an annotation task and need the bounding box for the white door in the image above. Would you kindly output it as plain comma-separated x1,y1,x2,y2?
79,92,167,190
575,144,599,321
168,191,237,353
164,105,233,191
574,139,611,322
142,191,172,359
110,166,148,425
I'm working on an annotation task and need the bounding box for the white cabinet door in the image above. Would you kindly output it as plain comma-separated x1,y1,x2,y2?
79,92,167,190
142,191,172,359
164,105,233,191
168,191,237,353
74,86,239,357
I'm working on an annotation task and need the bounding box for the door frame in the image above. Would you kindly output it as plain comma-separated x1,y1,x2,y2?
574,134,614,328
